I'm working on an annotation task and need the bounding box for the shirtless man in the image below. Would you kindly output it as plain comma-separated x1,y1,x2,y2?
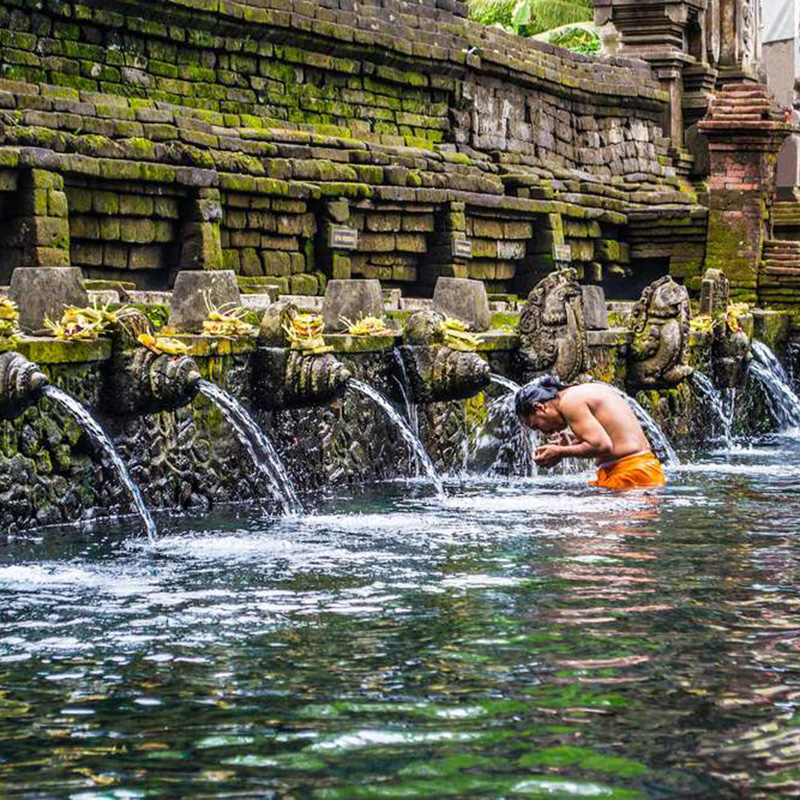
515,376,665,490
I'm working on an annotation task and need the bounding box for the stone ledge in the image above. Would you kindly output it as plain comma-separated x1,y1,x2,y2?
587,328,630,347
14,336,113,364
325,332,401,353
169,335,258,357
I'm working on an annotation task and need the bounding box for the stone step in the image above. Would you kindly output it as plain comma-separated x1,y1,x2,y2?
762,263,800,271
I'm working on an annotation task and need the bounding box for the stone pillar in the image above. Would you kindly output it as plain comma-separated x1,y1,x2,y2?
177,187,223,278
317,199,355,282
699,83,793,301
425,202,471,289
594,0,708,158
2,169,71,274
717,0,762,83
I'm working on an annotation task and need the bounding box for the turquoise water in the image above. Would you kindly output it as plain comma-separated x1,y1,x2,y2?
2,440,800,797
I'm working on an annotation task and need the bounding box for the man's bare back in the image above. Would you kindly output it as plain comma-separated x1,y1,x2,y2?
557,384,650,464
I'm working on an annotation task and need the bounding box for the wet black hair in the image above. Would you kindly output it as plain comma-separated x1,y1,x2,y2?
515,375,567,418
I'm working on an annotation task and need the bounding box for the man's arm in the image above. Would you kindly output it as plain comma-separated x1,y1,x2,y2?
558,398,613,459
535,397,613,464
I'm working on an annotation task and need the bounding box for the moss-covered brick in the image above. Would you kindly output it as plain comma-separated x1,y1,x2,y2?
240,247,262,277
290,273,318,295
120,218,156,244
223,248,241,273
119,194,154,216
100,217,121,241
262,250,291,277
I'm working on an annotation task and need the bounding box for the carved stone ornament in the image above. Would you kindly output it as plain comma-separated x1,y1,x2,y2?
398,310,491,404
104,310,201,416
0,352,49,420
627,276,693,389
517,268,588,383
256,300,352,410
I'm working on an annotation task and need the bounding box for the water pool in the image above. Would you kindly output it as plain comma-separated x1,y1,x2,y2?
2,440,800,798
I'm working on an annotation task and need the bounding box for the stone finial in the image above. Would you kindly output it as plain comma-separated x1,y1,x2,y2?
581,285,609,330
627,275,693,389
517,268,588,383
169,270,240,333
432,277,491,332
9,267,88,334
321,279,383,332
699,268,730,317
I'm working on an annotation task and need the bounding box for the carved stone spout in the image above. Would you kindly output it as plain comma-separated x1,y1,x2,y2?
255,300,351,410
627,276,693,390
399,310,491,403
517,268,588,383
104,311,201,416
0,352,49,420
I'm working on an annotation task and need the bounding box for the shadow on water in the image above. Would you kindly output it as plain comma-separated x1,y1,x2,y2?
3,439,800,797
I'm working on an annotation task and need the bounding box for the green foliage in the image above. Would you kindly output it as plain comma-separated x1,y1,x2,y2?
549,25,601,54
468,0,593,37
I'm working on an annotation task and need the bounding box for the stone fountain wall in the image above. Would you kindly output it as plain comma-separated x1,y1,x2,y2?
0,328,769,533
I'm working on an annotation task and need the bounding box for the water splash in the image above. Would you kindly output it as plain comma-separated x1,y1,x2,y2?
392,349,419,437
197,381,302,515
489,373,521,393
42,386,157,540
603,384,680,466
752,341,790,385
347,379,446,498
748,342,800,431
470,389,539,477
690,371,733,447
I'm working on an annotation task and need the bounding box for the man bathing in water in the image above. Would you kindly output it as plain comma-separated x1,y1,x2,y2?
515,376,665,490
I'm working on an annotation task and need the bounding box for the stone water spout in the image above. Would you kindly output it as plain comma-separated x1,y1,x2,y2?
0,351,49,420
398,310,490,403
104,312,201,416
255,301,351,410
516,268,588,383
627,276,693,390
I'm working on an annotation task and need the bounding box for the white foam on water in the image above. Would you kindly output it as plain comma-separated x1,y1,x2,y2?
0,564,156,596
675,462,800,477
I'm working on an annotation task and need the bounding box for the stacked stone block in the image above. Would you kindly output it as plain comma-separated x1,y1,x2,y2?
0,0,703,298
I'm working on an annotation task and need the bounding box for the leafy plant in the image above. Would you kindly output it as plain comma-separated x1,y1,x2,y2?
548,25,600,54
468,0,592,36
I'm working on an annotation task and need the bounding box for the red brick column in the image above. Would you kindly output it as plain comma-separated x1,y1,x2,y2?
699,83,792,301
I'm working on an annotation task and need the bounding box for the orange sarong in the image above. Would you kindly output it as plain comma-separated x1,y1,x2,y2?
588,451,665,491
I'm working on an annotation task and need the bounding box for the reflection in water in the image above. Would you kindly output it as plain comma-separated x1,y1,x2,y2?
1,441,800,797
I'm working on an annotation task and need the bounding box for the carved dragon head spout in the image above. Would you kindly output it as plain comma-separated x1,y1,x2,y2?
255,300,352,410
399,310,491,404
104,310,202,416
516,268,588,383
0,352,49,420
627,276,693,390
